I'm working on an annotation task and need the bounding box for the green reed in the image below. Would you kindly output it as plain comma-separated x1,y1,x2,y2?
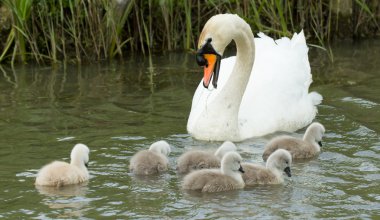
1,0,32,64
0,0,378,64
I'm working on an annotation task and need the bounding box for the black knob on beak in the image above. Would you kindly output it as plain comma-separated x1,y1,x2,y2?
196,54,208,66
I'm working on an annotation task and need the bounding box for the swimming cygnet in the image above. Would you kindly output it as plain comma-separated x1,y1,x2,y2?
176,141,237,174
129,140,171,175
242,149,292,186
35,143,90,187
182,151,245,193
262,122,325,161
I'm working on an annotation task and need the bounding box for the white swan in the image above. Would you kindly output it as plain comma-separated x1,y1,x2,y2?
35,144,90,187
187,14,322,141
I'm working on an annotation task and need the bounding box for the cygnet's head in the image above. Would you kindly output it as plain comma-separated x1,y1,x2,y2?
149,140,171,156
221,151,244,174
70,143,90,167
266,149,292,177
214,141,237,158
304,122,325,147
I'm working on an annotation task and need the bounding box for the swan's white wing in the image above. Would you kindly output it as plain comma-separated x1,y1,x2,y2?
239,31,322,139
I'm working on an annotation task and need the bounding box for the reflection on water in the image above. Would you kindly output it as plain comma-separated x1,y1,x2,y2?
35,184,88,197
0,41,380,219
36,185,90,218
36,184,90,218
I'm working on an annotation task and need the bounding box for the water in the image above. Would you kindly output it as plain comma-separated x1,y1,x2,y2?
1,40,380,219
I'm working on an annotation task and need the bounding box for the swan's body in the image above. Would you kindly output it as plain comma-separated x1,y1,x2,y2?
182,151,245,193
242,149,292,186
188,14,322,141
35,144,90,187
262,122,325,161
129,140,171,175
176,141,236,174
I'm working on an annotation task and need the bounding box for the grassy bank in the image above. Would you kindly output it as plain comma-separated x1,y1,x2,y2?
0,0,379,64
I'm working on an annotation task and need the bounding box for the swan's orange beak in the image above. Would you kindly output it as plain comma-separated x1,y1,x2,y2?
203,54,217,88
195,38,221,88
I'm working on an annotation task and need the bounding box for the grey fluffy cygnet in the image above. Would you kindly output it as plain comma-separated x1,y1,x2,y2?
129,140,171,175
176,141,237,174
262,122,325,161
182,151,245,193
35,144,90,187
242,149,292,186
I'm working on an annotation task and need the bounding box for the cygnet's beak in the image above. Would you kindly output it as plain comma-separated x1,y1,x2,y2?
318,141,323,147
238,165,245,173
284,167,291,177
85,163,89,168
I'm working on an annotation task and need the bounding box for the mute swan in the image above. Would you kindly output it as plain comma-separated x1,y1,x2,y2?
182,151,245,193
129,140,171,175
242,149,292,186
262,122,325,161
35,144,90,187
187,14,322,141
176,141,236,174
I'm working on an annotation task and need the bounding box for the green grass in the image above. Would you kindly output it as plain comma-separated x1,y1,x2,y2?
0,0,378,64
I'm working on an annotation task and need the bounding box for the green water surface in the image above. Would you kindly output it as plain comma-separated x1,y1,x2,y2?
0,41,379,219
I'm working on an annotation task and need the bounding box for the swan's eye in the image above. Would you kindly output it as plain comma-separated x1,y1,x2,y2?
196,54,208,66
206,38,212,43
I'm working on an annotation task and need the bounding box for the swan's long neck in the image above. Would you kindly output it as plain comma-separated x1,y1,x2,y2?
225,29,255,107
192,22,255,141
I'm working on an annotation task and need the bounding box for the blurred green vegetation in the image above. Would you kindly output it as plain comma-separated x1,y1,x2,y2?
0,0,379,64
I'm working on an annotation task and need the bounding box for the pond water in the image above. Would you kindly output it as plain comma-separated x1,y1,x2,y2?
0,40,380,219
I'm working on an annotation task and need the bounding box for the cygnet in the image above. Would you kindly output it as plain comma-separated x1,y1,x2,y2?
176,141,237,174
262,122,325,161
129,140,171,175
242,149,292,186
182,151,245,193
35,143,90,187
